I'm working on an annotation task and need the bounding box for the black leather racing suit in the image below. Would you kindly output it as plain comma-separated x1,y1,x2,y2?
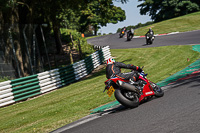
145,29,154,37
106,62,141,81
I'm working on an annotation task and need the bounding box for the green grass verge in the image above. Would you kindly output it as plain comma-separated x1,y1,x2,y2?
0,45,199,133
135,11,200,36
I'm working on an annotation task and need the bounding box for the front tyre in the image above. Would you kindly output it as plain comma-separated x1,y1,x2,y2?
150,39,153,44
151,82,164,97
114,89,139,108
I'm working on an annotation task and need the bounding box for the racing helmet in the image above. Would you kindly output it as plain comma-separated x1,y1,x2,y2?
106,58,115,64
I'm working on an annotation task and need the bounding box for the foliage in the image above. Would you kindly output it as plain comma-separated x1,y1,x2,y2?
0,76,11,82
0,0,127,76
78,0,126,35
114,0,129,4
138,0,200,22
60,29,95,57
0,0,128,62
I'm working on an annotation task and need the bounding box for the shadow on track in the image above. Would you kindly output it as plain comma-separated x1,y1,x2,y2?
96,97,159,116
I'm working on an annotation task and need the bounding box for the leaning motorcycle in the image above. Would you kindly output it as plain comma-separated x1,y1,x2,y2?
127,29,134,41
119,28,126,38
146,33,155,45
104,71,164,108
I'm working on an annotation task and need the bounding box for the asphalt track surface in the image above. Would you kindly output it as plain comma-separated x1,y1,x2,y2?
87,30,200,49
52,30,200,133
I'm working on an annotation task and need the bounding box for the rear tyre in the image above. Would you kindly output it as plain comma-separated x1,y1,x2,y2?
114,89,139,108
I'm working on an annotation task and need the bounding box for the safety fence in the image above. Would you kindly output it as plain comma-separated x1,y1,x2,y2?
0,46,111,107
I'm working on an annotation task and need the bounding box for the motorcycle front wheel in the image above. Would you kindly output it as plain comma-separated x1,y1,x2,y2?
114,89,139,108
150,82,164,97
127,35,133,41
146,38,149,45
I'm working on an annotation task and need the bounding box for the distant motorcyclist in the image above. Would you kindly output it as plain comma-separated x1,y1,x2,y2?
106,58,143,83
122,26,127,32
145,28,155,44
119,26,127,38
145,28,154,37
131,28,134,34
127,28,134,41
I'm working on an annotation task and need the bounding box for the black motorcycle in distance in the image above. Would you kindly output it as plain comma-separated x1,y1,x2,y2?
127,28,134,41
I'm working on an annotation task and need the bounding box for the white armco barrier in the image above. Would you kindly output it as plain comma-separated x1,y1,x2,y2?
0,45,112,107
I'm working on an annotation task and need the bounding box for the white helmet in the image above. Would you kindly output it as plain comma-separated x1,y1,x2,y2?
106,58,115,64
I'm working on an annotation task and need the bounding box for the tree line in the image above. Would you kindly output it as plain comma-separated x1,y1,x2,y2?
117,21,154,33
0,0,128,53
118,0,200,33
138,0,200,22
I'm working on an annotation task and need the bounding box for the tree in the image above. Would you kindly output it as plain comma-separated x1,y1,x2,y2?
0,0,26,77
1,0,128,54
138,0,200,22
0,0,128,77
114,0,129,3
78,0,126,35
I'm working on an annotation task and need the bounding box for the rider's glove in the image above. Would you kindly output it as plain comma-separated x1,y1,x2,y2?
137,66,143,72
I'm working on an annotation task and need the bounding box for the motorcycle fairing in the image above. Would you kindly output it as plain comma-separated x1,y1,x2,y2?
138,75,155,101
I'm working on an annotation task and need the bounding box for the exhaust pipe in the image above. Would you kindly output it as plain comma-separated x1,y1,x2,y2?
117,80,140,93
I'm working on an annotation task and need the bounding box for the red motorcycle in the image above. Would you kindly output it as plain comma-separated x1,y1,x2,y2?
104,71,164,108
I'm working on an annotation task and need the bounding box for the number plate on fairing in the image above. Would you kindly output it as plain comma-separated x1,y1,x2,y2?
107,86,115,97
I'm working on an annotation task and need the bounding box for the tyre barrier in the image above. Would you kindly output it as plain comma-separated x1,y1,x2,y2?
0,46,111,107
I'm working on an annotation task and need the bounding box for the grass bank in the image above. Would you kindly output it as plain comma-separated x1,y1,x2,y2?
135,11,200,36
0,45,199,133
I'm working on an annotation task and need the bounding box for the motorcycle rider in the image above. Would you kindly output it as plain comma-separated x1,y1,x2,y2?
106,58,143,83
145,28,154,37
122,26,126,32
131,28,134,35
145,28,154,44
119,26,126,38
127,28,134,35
127,28,134,40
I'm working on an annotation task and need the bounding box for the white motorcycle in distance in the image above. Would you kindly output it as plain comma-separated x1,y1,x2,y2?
127,28,134,41
146,32,155,45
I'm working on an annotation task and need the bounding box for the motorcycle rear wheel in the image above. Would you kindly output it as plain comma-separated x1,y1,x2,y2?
114,89,139,108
